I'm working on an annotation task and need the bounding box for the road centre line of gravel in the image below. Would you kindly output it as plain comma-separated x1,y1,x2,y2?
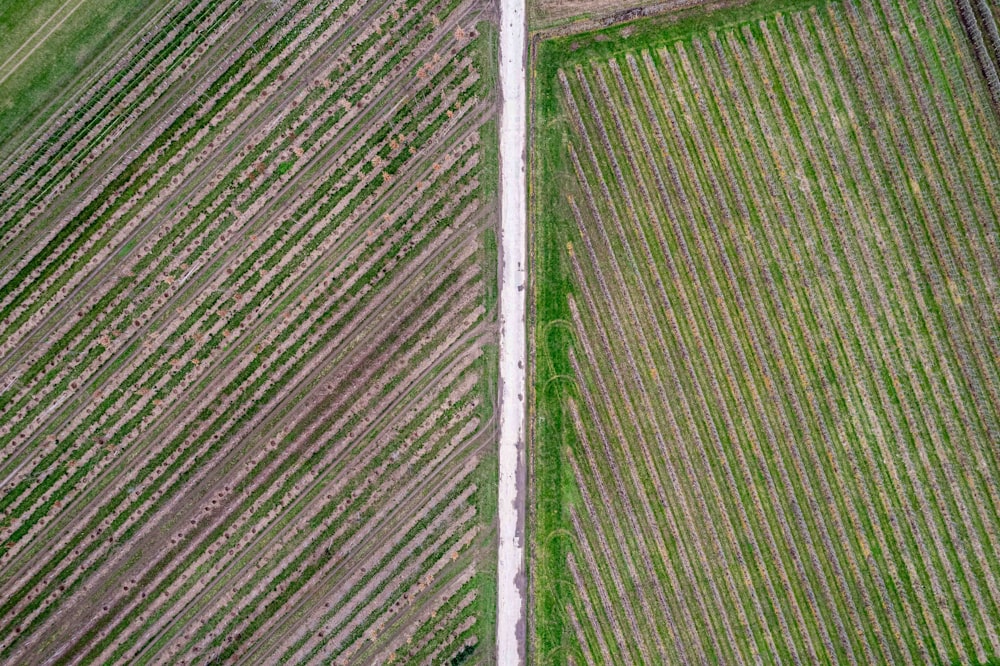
497,0,527,660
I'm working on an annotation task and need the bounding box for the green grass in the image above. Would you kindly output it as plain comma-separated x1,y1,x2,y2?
533,0,823,74
481,226,498,314
0,0,154,145
475,19,499,95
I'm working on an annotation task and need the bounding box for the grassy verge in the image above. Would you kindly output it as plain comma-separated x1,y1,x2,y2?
0,0,156,145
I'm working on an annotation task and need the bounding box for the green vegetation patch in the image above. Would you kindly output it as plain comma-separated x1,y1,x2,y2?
0,0,153,145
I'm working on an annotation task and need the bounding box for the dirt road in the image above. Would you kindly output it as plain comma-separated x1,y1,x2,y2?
496,0,527,660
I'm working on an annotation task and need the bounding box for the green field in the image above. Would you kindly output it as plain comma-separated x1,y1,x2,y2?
530,0,1000,662
0,0,157,144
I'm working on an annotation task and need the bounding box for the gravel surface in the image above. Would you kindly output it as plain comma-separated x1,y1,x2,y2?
496,0,527,661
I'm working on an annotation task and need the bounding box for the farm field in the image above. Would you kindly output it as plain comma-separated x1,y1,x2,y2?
0,0,498,663
530,0,1000,663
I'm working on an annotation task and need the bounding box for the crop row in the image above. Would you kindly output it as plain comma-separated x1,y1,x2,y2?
0,0,480,486
0,67,482,584
0,133,484,650
0,19,480,504
0,0,418,348
0,0,253,242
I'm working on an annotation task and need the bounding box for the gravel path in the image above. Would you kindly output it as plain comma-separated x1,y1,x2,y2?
496,0,527,660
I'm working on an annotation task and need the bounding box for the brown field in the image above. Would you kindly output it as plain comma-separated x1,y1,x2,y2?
0,0,499,663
